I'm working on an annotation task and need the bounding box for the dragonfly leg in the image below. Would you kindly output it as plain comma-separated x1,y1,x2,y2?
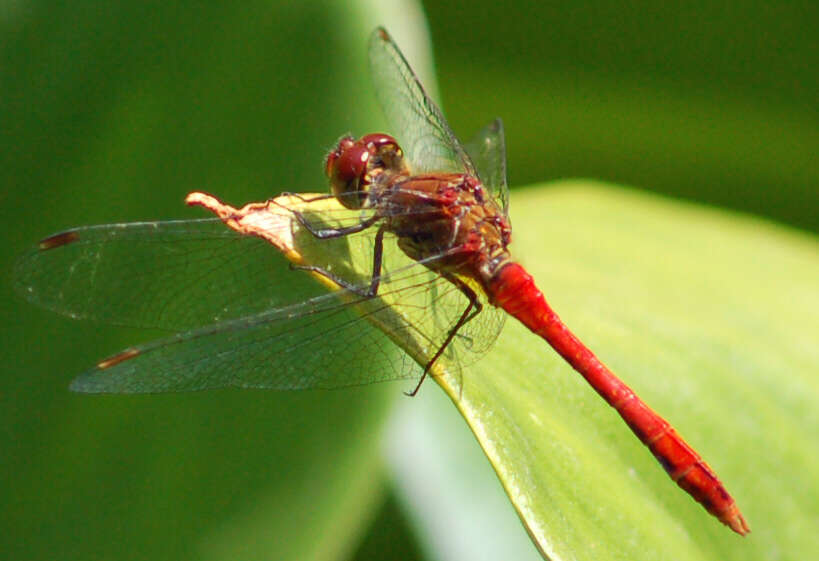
293,209,381,239
405,272,482,397
291,225,387,298
271,194,381,238
274,192,336,203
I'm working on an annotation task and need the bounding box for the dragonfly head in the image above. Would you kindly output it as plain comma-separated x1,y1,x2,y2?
325,133,408,209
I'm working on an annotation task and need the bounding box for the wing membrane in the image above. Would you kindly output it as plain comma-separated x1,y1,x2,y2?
69,249,505,393
14,200,404,331
368,28,475,176
464,118,510,216
70,290,419,392
13,219,323,331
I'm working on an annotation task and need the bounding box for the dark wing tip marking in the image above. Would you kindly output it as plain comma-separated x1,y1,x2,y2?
97,348,140,370
38,230,80,251
375,26,389,40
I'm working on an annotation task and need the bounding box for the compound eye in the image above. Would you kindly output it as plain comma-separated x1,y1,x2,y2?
360,133,399,149
325,137,354,179
324,133,407,210
326,137,371,209
334,143,370,185
360,133,406,175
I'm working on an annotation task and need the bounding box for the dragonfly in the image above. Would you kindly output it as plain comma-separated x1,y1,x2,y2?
14,27,748,535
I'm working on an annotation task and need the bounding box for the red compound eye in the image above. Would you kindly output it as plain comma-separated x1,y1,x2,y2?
360,133,399,150
326,136,374,209
324,133,406,210
325,137,355,179
334,142,370,183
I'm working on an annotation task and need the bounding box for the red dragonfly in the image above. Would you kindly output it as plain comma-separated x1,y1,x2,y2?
14,27,748,535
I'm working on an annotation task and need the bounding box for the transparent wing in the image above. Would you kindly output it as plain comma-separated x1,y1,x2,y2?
15,196,505,393
69,255,505,394
69,285,421,392
463,118,510,216
368,27,476,176
13,219,326,332
13,200,421,331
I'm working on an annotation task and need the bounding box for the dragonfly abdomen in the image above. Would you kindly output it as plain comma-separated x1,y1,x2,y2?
488,262,749,535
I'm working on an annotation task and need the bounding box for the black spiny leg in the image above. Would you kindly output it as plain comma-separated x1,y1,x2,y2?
273,193,379,238
275,192,337,203
293,209,381,239
292,224,388,298
405,272,483,397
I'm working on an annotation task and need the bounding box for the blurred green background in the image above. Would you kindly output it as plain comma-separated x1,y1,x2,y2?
428,2,818,233
1,1,815,560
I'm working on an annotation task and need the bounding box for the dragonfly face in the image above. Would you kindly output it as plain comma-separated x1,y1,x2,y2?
325,133,408,210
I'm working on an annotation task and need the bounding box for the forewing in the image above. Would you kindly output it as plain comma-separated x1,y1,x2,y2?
13,211,369,332
463,118,510,216
368,27,475,176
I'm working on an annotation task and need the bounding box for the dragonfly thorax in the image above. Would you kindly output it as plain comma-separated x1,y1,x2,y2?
383,172,513,291
325,133,408,210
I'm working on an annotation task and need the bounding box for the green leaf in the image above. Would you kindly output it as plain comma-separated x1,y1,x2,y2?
397,181,818,560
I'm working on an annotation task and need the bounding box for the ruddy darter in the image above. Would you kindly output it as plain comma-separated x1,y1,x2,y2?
14,27,749,535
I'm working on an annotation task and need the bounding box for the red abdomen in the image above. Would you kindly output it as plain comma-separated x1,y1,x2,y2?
488,262,749,535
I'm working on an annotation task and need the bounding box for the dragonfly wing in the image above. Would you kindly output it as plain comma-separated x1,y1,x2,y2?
463,118,510,216
70,290,421,393
69,236,505,394
368,28,475,176
13,217,363,332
